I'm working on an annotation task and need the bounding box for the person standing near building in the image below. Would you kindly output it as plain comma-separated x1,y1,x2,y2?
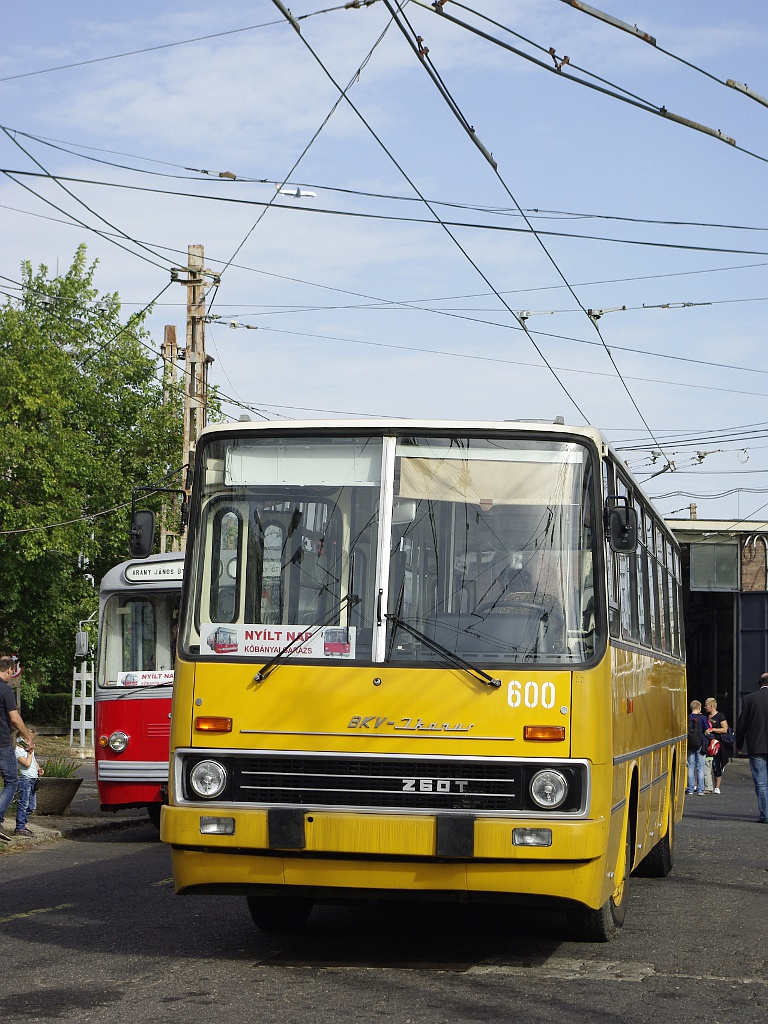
704,697,730,795
0,655,35,842
735,672,768,824
686,700,709,795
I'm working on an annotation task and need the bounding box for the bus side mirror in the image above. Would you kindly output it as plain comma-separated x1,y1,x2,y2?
605,496,638,553
75,631,90,659
130,509,156,558
392,499,417,525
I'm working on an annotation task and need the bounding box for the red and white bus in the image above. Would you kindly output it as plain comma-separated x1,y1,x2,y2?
95,553,183,827
323,627,351,657
206,626,239,654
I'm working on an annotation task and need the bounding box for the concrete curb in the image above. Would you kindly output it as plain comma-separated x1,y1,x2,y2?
1,752,156,853
1,812,151,852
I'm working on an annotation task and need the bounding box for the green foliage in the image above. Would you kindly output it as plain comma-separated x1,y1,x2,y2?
27,693,72,728
0,245,184,699
39,756,81,778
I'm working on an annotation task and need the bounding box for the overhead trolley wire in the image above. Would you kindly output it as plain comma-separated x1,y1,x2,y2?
8,124,768,238
556,0,768,110
271,0,589,420
4,183,765,397
0,5,360,84
209,4,396,310
240,321,768,403
383,0,669,460
0,128,173,274
5,168,768,259
411,0,768,166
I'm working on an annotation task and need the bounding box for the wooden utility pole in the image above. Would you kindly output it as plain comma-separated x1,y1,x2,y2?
169,245,220,548
160,325,179,553
172,246,219,473
161,324,178,401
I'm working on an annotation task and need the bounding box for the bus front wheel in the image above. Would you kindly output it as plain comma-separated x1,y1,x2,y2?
246,894,314,933
567,828,630,942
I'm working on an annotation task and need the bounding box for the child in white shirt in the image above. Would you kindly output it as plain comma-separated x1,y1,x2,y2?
15,729,43,837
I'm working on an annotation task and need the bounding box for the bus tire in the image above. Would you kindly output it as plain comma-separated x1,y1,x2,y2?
147,804,162,830
246,894,313,933
567,827,630,942
635,792,675,878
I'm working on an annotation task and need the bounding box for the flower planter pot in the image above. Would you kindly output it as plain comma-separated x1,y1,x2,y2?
35,777,83,816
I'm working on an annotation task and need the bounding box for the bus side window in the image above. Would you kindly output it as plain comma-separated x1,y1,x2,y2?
614,473,638,643
604,461,621,640
210,508,241,623
122,599,156,671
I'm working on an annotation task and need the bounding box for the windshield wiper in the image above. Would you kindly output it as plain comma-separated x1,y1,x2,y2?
386,612,501,689
254,593,360,683
113,684,172,697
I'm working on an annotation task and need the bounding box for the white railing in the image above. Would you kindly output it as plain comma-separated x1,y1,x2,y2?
70,660,94,750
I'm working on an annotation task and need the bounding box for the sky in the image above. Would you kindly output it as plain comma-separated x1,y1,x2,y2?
2,0,768,523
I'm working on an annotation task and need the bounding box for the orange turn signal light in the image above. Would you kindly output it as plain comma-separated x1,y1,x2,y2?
524,725,566,741
194,716,233,733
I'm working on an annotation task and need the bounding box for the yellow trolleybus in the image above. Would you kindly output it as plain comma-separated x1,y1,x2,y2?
159,419,686,940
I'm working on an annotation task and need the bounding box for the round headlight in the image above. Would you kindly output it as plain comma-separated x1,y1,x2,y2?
108,731,129,753
530,769,568,809
189,760,227,799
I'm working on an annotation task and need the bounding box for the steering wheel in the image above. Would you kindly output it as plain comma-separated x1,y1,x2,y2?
473,595,565,653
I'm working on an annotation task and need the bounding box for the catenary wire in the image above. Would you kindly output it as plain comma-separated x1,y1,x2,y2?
272,0,588,420
383,0,667,457
4,168,768,259
0,127,174,272
554,0,768,107
411,0,768,165
210,8,396,305
3,192,766,395
0,5,359,83
233,322,768,403
7,124,768,238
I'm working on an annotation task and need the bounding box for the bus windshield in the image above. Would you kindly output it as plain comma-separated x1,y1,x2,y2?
182,431,600,666
388,436,598,664
185,435,382,660
99,591,179,687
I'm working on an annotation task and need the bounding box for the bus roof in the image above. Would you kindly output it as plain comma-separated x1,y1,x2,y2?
99,551,184,594
193,418,673,529
196,418,610,448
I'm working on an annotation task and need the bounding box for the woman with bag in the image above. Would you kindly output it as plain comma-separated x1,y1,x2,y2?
704,697,731,795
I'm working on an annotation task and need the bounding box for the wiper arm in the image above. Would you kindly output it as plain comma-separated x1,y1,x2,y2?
386,612,501,689
114,684,172,697
254,593,360,683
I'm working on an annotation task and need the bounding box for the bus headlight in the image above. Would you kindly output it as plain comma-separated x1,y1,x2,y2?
189,760,228,799
108,731,129,753
530,769,568,809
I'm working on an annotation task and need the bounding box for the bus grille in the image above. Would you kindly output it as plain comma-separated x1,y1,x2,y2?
231,755,523,813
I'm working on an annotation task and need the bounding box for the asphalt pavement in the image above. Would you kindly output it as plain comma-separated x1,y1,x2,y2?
0,753,150,852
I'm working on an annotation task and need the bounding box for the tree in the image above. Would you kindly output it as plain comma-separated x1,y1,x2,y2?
0,246,184,706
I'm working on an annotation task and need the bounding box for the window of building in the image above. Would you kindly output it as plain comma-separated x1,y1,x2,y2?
690,542,739,591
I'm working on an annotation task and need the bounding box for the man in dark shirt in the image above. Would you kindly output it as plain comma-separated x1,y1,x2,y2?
735,671,768,824
0,656,35,841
